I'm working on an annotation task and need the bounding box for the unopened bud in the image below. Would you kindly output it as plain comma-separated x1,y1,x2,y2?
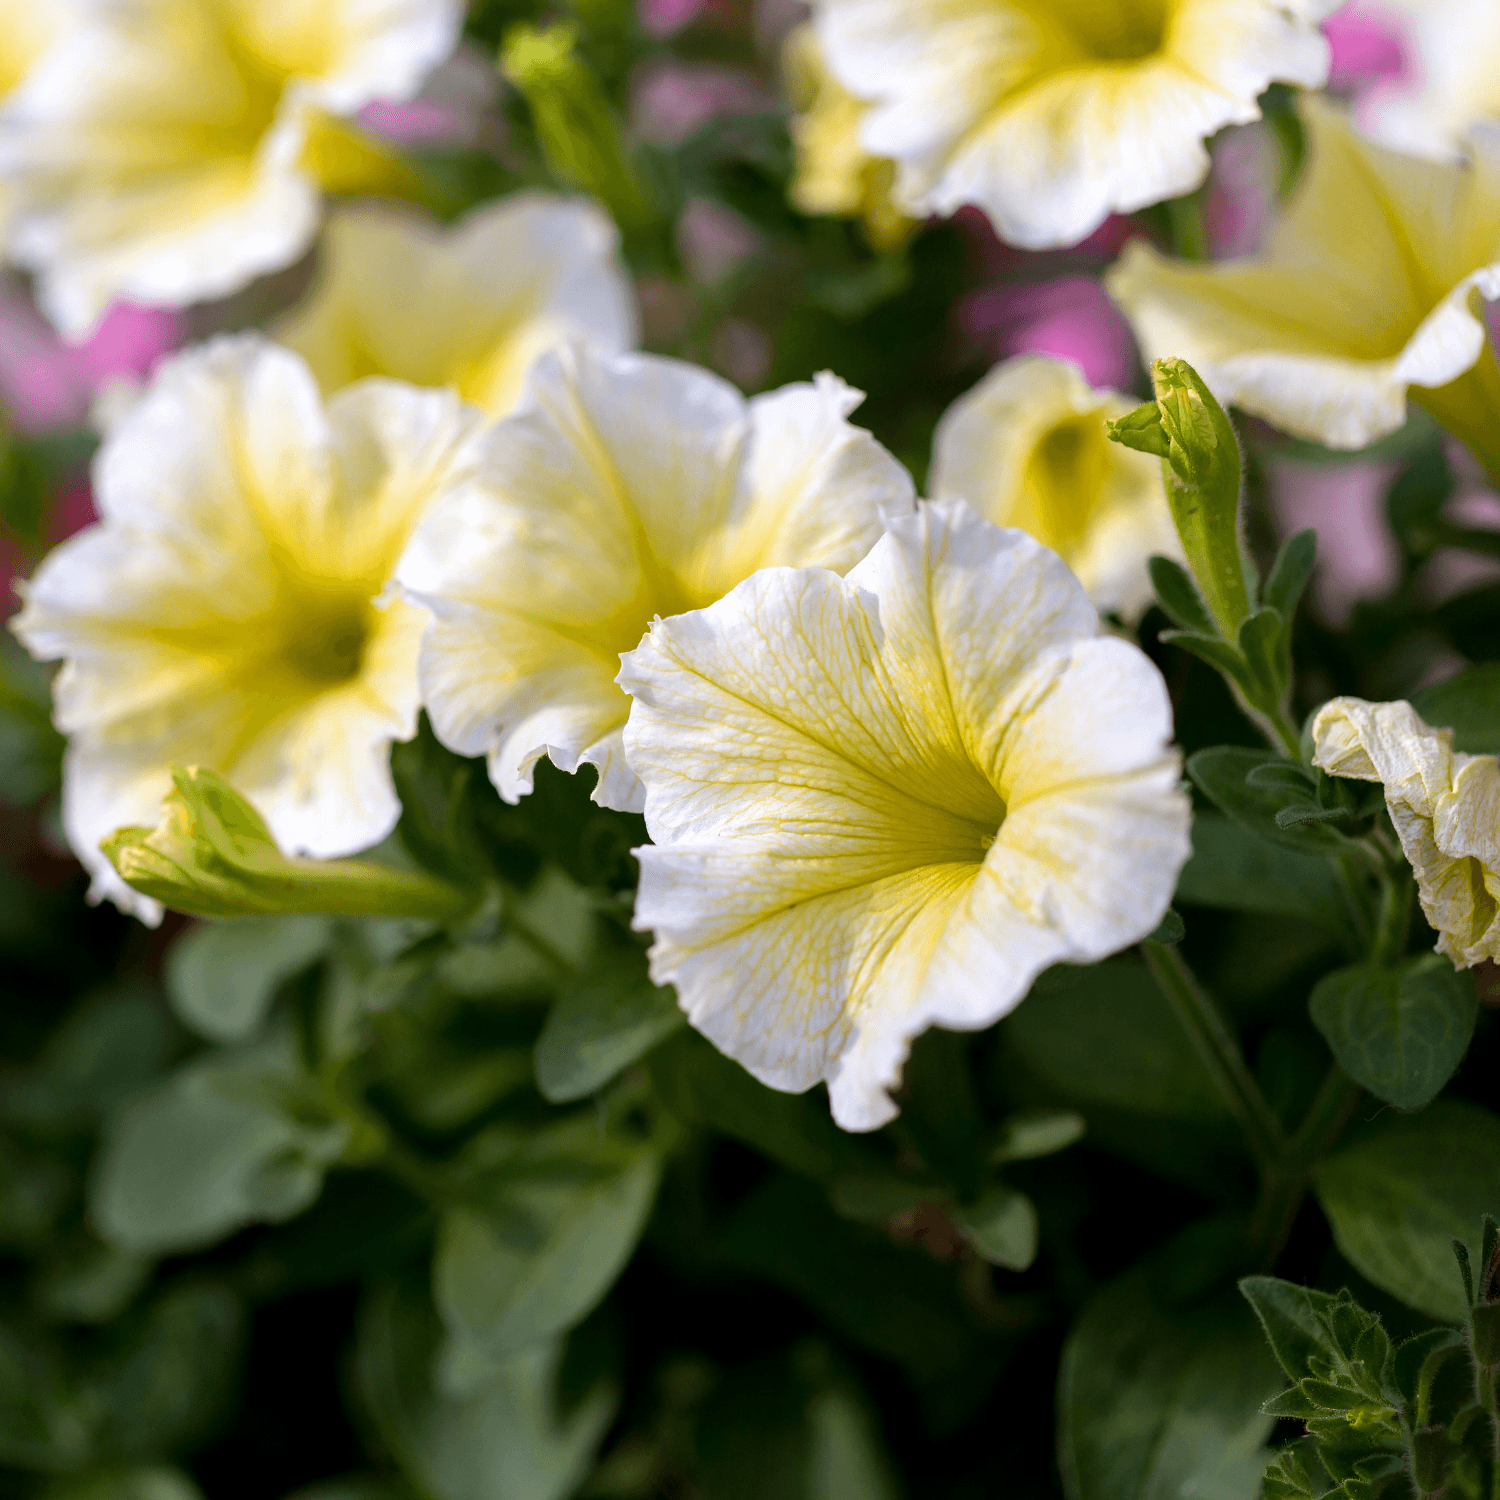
102,766,476,922
501,23,651,229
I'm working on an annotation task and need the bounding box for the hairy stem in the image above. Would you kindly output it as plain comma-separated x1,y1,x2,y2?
1142,940,1287,1170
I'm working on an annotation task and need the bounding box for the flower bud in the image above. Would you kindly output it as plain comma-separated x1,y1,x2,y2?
500,23,651,229
101,766,476,922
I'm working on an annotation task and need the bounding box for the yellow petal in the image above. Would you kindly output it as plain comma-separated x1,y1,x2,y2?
1109,97,1500,450
13,335,481,919
398,345,915,812
620,499,1189,1129
930,352,1179,619
278,195,638,416
814,0,1331,246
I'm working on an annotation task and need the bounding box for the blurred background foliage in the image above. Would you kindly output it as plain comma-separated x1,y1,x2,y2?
3,0,1500,1497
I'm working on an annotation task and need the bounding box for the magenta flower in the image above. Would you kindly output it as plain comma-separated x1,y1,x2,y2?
956,278,1135,393
0,286,182,434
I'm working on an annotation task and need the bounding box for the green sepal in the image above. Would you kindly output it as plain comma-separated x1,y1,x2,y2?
1189,747,1347,853
1105,401,1173,460
1264,529,1318,620
1148,554,1217,634
1471,1301,1500,1367
1482,1213,1500,1301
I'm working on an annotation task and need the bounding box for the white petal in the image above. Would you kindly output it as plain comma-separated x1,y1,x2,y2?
621,499,1188,1129
278,194,638,414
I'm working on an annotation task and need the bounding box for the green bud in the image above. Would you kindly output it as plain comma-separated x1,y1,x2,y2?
500,23,651,229
1108,358,1251,640
102,765,476,922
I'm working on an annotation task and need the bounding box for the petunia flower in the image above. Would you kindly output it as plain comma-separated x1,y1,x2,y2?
1312,696,1500,968
396,344,917,815
0,0,464,337
1108,98,1500,465
617,499,1191,1130
928,354,1178,620
808,0,1339,250
1346,0,1500,161
12,334,483,923
277,195,638,418
781,23,913,251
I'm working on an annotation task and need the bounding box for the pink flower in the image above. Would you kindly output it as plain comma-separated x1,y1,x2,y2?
1205,124,1281,259
956,277,1136,392
1265,456,1401,626
0,283,182,434
638,0,709,37
1324,5,1411,90
630,61,776,148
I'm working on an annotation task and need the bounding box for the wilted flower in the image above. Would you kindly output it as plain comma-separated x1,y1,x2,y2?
781,23,912,251
0,0,464,336
396,345,916,814
1109,98,1500,460
1312,696,1500,968
278,196,638,417
12,335,482,922
809,0,1337,249
929,354,1177,620
619,500,1191,1130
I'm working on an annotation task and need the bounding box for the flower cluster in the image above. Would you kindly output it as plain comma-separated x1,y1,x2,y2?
6,0,1500,1134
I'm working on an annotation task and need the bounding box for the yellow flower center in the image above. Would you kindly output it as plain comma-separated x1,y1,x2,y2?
275,592,372,687
1025,0,1172,66
1015,413,1110,561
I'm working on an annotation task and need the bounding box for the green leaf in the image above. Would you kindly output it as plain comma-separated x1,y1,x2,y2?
1148,555,1216,634
954,1188,1037,1270
650,1030,878,1185
1309,957,1478,1110
534,962,684,1104
434,1121,660,1371
1237,607,1286,701
1264,529,1317,621
165,916,330,1043
1412,663,1500,754
1147,908,1186,944
93,1284,243,1462
1159,630,1255,692
357,1276,615,1500
992,1109,1086,1163
1315,1100,1500,1322
1238,1278,1340,1382
1188,747,1346,853
1058,1223,1282,1500
1175,812,1351,934
91,1032,352,1255
44,1470,205,1500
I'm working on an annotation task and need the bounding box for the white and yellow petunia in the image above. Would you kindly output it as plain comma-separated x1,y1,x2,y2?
1357,0,1500,161
12,334,483,923
1312,697,1500,969
277,194,639,417
0,0,463,335
1108,98,1500,462
619,499,1191,1131
809,0,1338,249
929,353,1179,620
781,23,912,251
396,345,917,815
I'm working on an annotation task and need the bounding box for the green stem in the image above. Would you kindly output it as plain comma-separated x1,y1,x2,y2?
1372,868,1416,968
1142,940,1287,1169
1166,190,1209,262
1247,1066,1363,1266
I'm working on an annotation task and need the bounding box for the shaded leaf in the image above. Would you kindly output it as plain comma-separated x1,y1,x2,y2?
1309,957,1477,1110
1315,1100,1500,1322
